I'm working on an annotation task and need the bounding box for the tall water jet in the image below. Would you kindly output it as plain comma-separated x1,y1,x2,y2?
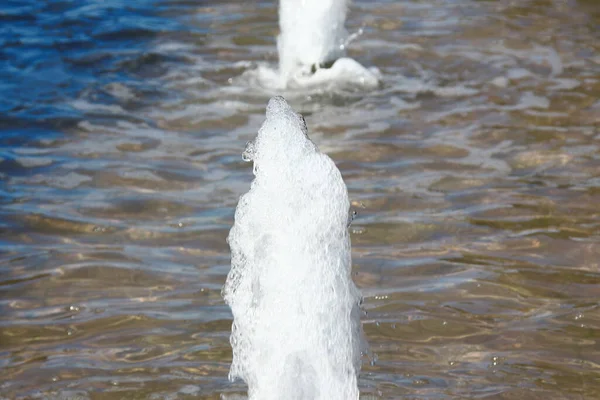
241,0,379,89
223,96,363,400
278,0,349,81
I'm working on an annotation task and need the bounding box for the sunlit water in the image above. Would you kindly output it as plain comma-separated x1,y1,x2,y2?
1,0,599,399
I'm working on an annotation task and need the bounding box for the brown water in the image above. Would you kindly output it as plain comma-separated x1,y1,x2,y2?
1,0,599,399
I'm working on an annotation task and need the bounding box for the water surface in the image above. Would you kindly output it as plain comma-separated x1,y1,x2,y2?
1,0,599,399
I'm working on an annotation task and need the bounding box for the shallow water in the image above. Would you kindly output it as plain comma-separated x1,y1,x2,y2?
1,0,599,399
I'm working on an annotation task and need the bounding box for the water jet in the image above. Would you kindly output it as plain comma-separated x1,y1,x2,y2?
277,0,379,89
245,0,379,90
223,96,364,400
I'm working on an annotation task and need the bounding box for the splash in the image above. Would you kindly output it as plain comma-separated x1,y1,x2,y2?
223,96,363,400
241,0,379,91
278,0,348,80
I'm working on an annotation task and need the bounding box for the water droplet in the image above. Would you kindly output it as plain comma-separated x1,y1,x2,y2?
52,376,58,382
369,353,379,366
69,305,79,312
442,320,447,325
347,209,357,227
177,222,183,228
67,329,73,336
242,140,255,162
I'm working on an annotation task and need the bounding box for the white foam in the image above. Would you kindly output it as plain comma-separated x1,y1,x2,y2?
243,58,380,92
278,0,348,81
223,96,363,400
288,58,380,90
240,0,379,91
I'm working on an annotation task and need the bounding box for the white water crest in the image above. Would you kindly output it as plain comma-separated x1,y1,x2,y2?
223,96,364,400
242,0,379,91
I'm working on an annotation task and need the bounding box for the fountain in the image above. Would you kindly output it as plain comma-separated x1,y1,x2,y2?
278,0,348,81
223,96,364,399
247,0,379,90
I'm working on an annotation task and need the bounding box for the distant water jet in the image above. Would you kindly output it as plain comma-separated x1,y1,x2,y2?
241,0,379,90
223,96,364,400
277,0,379,89
278,0,348,80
